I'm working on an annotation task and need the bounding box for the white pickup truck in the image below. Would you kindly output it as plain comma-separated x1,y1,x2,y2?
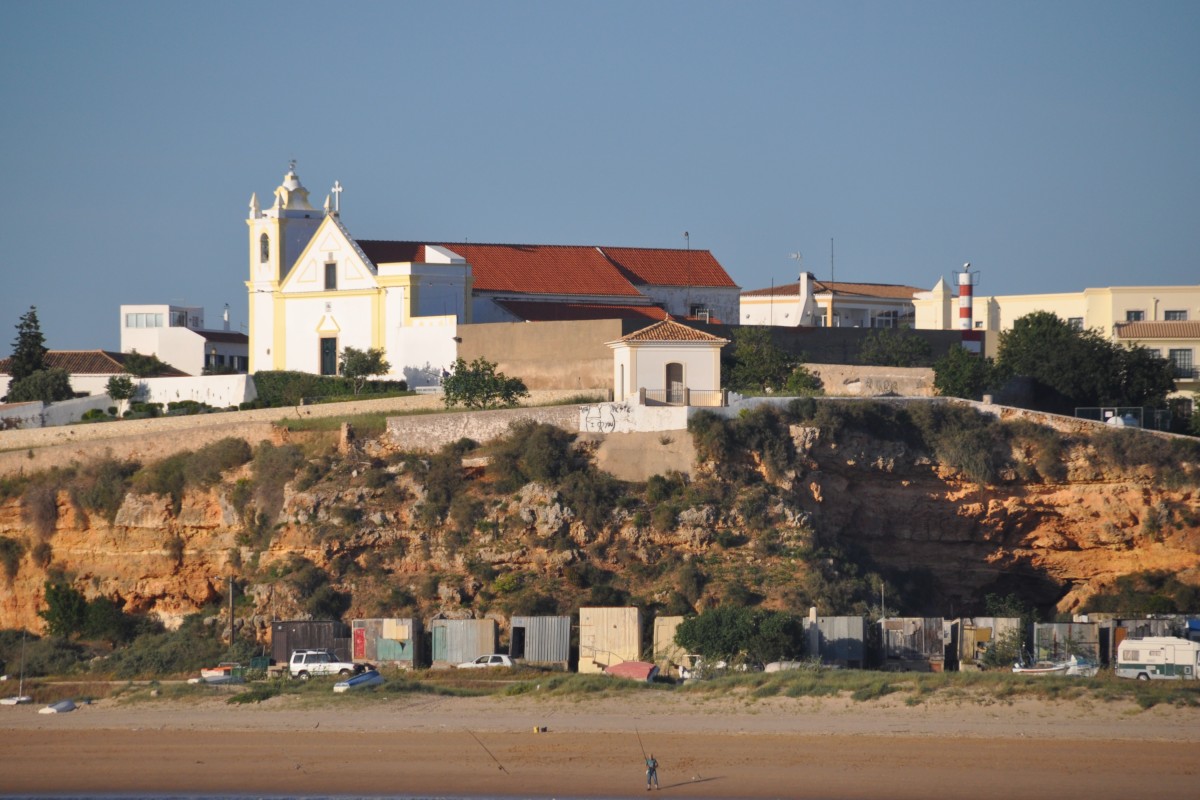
289,649,361,680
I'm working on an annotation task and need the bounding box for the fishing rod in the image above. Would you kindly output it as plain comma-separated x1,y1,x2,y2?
466,729,509,775
635,724,648,761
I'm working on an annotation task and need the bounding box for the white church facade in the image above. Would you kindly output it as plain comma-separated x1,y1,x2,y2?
246,165,741,387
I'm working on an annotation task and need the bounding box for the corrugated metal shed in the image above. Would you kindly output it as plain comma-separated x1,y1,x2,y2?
806,616,866,667
1033,622,1099,663
430,618,497,667
579,607,642,674
652,616,688,675
271,620,352,664
881,617,947,670
510,615,571,667
956,617,1021,664
1099,618,1185,664
351,618,422,667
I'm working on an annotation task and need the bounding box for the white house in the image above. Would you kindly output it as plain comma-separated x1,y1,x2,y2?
120,303,248,375
606,319,728,407
740,272,926,329
246,164,741,388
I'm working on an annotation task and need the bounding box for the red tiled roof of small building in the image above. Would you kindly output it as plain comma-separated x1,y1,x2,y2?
0,350,189,377
1114,321,1200,339
612,319,729,343
742,280,926,299
495,300,671,322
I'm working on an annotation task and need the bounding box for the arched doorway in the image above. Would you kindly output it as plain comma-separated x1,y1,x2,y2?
666,362,684,404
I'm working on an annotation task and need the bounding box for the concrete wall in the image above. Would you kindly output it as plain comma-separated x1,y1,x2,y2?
807,365,935,397
457,319,639,391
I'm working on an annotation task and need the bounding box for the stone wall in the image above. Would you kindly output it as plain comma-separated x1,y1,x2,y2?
386,403,583,452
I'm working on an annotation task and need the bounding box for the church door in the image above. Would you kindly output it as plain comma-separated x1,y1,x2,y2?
320,337,338,376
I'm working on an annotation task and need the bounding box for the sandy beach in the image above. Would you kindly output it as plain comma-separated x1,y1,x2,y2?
3,689,1199,798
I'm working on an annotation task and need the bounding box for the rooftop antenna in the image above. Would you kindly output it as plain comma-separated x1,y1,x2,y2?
828,238,836,327
684,231,691,315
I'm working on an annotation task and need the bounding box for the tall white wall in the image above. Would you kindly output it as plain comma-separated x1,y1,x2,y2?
394,317,459,388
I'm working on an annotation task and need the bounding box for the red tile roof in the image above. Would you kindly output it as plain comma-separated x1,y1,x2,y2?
0,350,189,377
742,279,926,299
495,300,671,323
600,247,738,288
356,240,737,297
612,319,729,343
1114,321,1200,339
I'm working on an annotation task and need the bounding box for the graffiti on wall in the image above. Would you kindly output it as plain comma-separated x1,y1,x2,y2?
580,402,633,433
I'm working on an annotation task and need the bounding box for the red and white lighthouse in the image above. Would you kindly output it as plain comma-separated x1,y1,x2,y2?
956,263,982,353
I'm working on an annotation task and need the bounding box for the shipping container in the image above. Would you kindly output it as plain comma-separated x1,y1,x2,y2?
351,618,423,668
510,615,571,669
652,616,688,676
1032,622,1099,664
579,607,642,674
881,617,947,671
430,618,497,668
805,616,866,668
271,620,352,664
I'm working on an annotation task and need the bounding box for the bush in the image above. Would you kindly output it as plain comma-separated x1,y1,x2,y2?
442,357,529,409
0,537,25,582
71,457,139,524
21,483,60,538
252,370,408,407
858,329,934,367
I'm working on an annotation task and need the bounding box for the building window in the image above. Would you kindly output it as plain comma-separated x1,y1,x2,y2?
325,263,337,291
1144,348,1161,359
1169,349,1194,379
170,310,187,327
1125,310,1145,322
1067,317,1083,330
125,312,163,328
260,233,270,263
1164,310,1188,321
874,310,898,329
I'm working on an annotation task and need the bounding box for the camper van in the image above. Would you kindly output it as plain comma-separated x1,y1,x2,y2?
1115,636,1200,681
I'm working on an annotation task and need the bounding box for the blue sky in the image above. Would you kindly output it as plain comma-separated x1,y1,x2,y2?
2,1,1197,350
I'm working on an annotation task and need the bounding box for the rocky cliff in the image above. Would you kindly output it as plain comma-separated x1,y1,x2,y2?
1,404,1198,640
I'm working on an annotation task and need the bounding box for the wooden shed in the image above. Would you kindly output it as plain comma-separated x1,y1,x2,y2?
579,607,642,674
1033,622,1099,663
881,617,948,671
652,615,688,677
270,620,352,665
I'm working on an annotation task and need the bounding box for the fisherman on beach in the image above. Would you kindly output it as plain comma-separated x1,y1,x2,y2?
646,753,659,790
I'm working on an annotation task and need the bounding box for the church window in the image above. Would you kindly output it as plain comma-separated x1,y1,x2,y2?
325,263,337,291
260,234,270,263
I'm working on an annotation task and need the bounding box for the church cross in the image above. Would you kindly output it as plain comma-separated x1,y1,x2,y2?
331,180,343,213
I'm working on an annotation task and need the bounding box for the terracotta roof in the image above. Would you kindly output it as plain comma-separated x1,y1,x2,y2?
1114,321,1200,340
600,246,738,288
611,319,729,344
494,300,671,323
356,240,737,297
0,350,189,377
742,279,926,300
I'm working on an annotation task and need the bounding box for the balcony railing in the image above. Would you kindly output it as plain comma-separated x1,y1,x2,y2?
1173,366,1198,381
640,388,726,407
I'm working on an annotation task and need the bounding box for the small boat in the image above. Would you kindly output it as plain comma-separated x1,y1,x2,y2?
199,662,241,680
603,661,660,682
1,631,32,705
38,699,76,714
1013,654,1097,677
333,669,384,693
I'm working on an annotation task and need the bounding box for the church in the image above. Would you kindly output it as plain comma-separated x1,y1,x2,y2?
247,165,741,387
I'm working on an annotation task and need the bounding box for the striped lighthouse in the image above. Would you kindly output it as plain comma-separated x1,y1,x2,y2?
957,264,974,331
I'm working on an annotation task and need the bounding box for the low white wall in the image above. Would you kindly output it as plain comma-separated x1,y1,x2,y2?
0,395,115,429
578,400,688,433
137,374,257,409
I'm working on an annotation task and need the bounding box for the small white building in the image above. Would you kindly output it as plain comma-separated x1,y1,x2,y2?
741,272,925,329
120,303,248,376
607,319,728,407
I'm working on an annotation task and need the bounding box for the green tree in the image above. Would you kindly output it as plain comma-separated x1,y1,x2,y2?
39,580,88,637
858,329,933,367
105,374,137,415
724,327,801,392
122,350,174,378
339,346,391,395
994,312,1175,413
674,605,803,666
9,306,48,382
933,345,995,400
7,367,74,403
442,357,529,409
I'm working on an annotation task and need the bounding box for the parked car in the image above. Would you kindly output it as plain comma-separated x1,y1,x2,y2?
289,649,362,680
457,654,514,669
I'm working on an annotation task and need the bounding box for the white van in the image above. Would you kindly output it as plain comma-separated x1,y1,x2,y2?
1115,636,1200,681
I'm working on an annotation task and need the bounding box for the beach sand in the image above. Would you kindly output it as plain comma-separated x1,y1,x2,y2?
3,690,1198,798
